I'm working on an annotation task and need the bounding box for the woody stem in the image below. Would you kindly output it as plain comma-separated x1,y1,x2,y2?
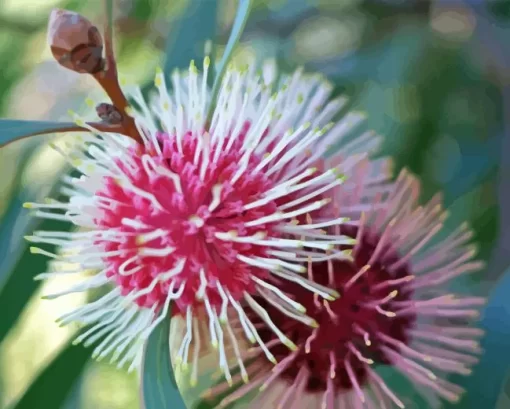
92,2,143,145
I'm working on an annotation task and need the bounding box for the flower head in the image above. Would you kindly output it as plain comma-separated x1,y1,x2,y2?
205,170,485,408
26,59,381,374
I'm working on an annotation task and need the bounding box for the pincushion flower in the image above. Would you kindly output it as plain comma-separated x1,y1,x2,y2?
205,169,485,408
24,46,387,375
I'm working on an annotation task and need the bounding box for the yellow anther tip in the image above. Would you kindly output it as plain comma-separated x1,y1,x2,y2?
22,202,33,209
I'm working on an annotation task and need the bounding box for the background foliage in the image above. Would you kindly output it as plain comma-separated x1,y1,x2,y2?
0,0,509,408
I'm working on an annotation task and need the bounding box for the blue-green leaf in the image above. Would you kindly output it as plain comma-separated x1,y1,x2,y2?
163,0,218,77
444,267,510,409
141,309,186,409
206,0,252,124
8,341,91,409
106,0,113,34
0,166,75,343
0,120,77,148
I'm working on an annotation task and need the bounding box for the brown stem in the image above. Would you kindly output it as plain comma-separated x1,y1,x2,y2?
92,2,143,145
93,72,142,144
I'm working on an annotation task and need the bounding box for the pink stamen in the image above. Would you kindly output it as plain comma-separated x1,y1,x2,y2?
329,350,337,378
260,351,299,391
321,372,335,409
344,356,365,403
323,300,339,323
348,342,374,365
277,366,308,409
366,365,405,408
367,219,395,265
372,275,414,291
353,323,372,346
305,327,319,353
344,264,371,290
408,330,481,352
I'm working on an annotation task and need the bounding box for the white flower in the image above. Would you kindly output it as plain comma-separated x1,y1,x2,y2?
25,59,382,378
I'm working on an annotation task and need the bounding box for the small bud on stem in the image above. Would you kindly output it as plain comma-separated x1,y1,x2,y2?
48,9,105,74
96,103,123,124
47,6,143,145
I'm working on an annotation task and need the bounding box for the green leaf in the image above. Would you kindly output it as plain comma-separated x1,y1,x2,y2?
496,371,510,409
444,267,510,409
106,0,113,36
8,341,91,409
0,143,41,293
0,120,77,148
141,309,186,409
206,0,252,124
163,0,218,77
0,171,74,343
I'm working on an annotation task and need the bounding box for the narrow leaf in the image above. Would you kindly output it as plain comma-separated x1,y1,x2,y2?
0,143,42,293
105,0,113,39
163,0,218,76
9,341,91,409
206,0,252,124
0,119,77,148
0,169,75,343
141,309,186,409
445,267,510,409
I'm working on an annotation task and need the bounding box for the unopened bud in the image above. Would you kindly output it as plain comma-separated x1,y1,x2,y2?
48,9,105,74
96,103,123,124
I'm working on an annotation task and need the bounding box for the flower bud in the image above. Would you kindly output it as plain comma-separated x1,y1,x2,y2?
96,103,123,124
48,8,105,74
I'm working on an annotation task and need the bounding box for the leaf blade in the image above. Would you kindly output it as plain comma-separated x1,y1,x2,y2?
0,119,78,148
444,267,510,409
8,341,91,409
141,309,186,409
206,0,252,124
0,168,74,344
162,0,218,77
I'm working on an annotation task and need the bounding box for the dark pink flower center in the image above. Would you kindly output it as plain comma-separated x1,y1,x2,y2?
256,224,416,393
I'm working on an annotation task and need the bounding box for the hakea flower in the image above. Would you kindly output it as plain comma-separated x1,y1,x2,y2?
24,56,384,374
204,169,486,409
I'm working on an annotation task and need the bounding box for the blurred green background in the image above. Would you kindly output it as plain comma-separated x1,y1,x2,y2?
0,0,509,408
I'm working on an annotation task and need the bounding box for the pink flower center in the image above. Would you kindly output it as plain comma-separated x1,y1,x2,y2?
255,224,416,393
94,124,280,313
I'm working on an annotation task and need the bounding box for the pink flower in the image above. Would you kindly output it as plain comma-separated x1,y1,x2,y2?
206,169,485,408
25,60,381,376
